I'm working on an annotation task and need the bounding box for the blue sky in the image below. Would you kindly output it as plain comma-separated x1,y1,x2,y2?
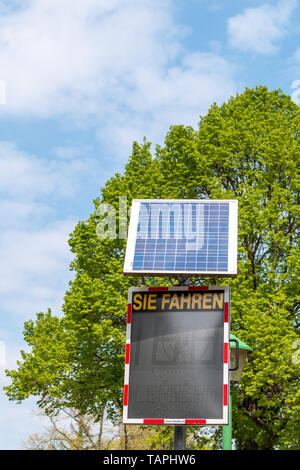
0,0,299,449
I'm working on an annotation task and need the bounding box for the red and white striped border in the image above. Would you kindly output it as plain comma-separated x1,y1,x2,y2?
123,286,230,426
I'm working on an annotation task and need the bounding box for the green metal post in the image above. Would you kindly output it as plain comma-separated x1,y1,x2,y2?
222,385,232,450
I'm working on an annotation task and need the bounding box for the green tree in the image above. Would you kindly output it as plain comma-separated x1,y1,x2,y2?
5,86,300,450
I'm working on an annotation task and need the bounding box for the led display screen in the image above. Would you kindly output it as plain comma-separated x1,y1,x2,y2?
123,287,230,425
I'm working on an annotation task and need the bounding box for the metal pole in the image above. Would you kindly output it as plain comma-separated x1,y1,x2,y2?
173,426,186,450
222,385,232,450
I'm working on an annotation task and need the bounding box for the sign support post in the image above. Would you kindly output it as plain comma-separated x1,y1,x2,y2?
222,385,232,450
174,426,186,450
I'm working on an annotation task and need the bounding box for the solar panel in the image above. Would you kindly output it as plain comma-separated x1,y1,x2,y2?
124,199,238,276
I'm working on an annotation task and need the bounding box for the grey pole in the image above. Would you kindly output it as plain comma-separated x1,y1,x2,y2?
173,426,186,450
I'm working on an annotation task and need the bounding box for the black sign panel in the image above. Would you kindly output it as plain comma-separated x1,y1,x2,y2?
123,287,229,425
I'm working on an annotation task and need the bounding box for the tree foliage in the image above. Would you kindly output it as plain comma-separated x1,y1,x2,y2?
5,86,300,449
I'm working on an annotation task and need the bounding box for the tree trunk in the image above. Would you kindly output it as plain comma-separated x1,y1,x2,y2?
96,407,105,450
124,424,128,450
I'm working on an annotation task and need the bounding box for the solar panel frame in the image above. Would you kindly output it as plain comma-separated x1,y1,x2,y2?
124,199,238,277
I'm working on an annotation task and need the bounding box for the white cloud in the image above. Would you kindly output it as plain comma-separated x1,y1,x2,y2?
0,0,178,116
291,78,300,104
0,396,49,449
228,0,297,54
0,0,237,157
287,48,300,104
97,51,237,158
0,142,61,198
0,337,50,449
0,220,75,318
0,200,52,228
0,141,100,200
0,141,104,318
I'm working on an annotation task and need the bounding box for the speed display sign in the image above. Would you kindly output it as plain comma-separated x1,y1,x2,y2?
123,286,230,426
